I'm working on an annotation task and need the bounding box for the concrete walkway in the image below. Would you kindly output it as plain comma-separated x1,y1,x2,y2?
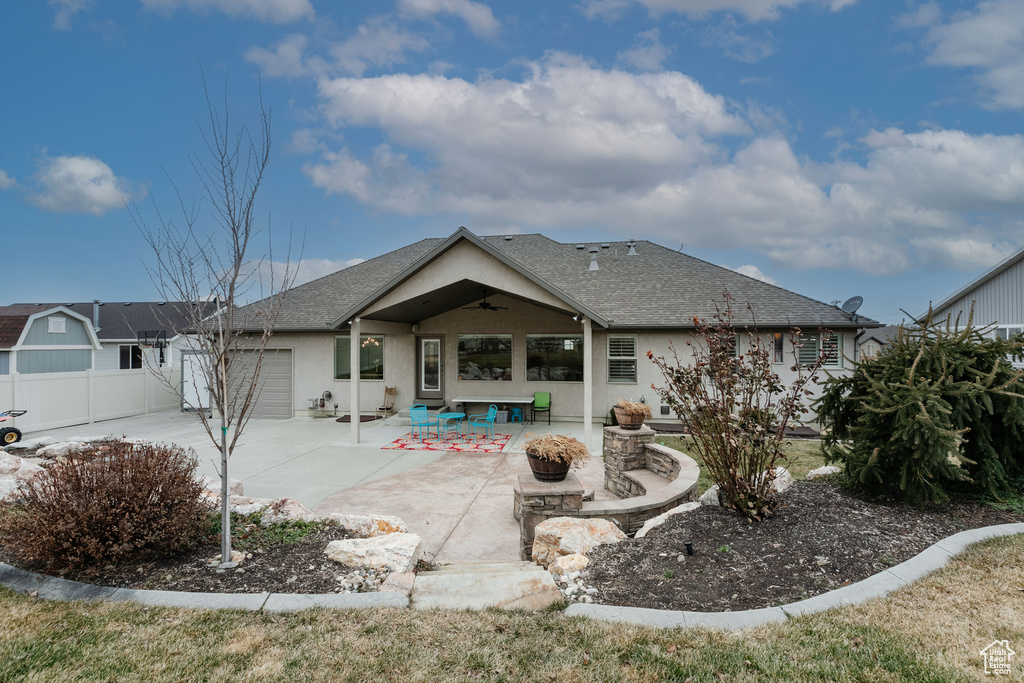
34,411,610,562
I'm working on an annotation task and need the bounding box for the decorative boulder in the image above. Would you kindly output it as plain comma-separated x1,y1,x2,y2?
0,454,44,501
635,501,701,538
200,475,244,497
259,498,318,526
325,513,407,537
771,467,795,493
325,533,422,573
807,465,842,480
531,517,626,569
548,553,589,577
699,485,721,506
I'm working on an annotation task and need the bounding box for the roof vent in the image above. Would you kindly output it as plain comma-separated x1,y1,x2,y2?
626,241,638,256
588,246,599,253
576,244,585,250
589,253,600,271
600,243,610,249
504,236,513,241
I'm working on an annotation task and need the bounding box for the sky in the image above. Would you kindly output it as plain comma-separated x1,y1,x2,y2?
2,0,1023,325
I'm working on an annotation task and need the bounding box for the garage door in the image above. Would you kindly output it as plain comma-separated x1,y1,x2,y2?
248,349,293,419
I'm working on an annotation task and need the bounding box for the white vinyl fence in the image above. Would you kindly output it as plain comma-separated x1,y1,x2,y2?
0,368,180,434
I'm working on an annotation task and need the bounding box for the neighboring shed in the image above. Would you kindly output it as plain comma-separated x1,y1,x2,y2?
0,305,101,374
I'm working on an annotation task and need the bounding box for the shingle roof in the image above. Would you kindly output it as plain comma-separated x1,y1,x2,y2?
0,305,36,348
6,302,214,341
244,229,877,331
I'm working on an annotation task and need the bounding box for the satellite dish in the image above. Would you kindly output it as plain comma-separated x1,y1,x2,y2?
841,296,863,320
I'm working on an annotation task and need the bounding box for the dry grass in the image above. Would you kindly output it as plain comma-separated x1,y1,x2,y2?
1,535,1021,681
656,435,828,494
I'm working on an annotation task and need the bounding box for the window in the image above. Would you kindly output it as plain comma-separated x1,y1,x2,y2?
48,316,66,334
797,333,842,368
772,332,785,364
457,334,512,381
334,335,385,380
995,325,1024,341
608,334,637,383
527,335,583,381
861,341,878,359
119,344,143,370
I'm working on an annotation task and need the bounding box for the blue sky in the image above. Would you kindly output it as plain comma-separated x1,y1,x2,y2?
2,0,1023,324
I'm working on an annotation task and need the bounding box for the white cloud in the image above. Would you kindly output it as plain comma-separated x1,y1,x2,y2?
237,257,367,299
701,23,775,62
140,0,313,23
918,0,1024,109
328,16,431,76
28,155,142,215
0,170,17,190
580,0,855,22
728,264,776,284
618,29,671,70
398,0,500,38
302,56,1024,275
49,0,92,30
246,34,314,78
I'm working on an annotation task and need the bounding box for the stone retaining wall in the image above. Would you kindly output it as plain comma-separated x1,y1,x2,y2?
515,426,699,559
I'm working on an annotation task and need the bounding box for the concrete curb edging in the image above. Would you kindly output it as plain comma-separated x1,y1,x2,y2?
565,523,1024,630
0,562,409,611
1,523,1021,620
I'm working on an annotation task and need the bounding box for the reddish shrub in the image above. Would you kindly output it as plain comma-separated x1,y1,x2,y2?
0,440,208,572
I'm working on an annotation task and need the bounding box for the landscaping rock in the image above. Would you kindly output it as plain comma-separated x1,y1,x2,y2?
807,465,842,480
772,467,795,493
200,475,244,497
548,553,589,577
259,498,317,526
531,517,626,569
0,453,44,501
325,513,407,537
0,453,25,477
226,495,275,516
699,485,721,506
325,533,422,573
634,502,702,538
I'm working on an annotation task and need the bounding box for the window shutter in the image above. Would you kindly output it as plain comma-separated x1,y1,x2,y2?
608,336,636,358
608,334,637,383
797,334,819,366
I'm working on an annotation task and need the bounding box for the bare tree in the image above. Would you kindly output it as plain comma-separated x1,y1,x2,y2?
131,75,298,565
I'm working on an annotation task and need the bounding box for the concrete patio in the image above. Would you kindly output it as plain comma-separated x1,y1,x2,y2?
35,411,614,564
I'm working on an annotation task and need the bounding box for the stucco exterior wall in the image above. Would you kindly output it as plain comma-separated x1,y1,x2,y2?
268,295,853,421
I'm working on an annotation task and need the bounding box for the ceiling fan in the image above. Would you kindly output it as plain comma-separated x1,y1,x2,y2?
463,289,508,312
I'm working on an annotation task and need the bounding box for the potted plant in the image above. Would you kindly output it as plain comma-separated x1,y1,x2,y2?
613,398,652,430
523,433,590,482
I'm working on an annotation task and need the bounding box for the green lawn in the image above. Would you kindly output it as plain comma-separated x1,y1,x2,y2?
655,436,829,494
1,535,1020,681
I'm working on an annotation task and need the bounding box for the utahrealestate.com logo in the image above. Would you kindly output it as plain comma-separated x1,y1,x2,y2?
980,640,1015,676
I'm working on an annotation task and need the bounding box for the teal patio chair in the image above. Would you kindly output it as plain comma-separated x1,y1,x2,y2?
531,392,551,425
468,404,498,440
409,404,438,442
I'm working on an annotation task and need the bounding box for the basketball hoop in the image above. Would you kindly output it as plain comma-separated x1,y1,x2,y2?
137,330,167,349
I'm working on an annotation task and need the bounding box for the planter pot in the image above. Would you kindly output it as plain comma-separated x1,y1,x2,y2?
613,407,645,430
526,449,571,482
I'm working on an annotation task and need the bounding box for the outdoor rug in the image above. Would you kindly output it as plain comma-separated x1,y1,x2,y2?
382,433,512,453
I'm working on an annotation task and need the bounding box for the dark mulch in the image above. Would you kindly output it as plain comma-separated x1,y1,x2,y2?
335,415,381,423
645,422,819,438
585,481,1024,612
0,525,359,594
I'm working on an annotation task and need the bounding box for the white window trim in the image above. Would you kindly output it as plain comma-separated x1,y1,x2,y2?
607,333,638,384
119,343,143,370
48,316,66,334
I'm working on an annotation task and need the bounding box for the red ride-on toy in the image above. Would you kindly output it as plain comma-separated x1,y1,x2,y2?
0,410,26,445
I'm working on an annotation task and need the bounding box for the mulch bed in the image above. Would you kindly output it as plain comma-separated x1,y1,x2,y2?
0,525,360,595
584,481,1024,612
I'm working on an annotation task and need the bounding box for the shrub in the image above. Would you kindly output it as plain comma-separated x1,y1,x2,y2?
817,312,1024,504
0,439,208,572
647,294,822,520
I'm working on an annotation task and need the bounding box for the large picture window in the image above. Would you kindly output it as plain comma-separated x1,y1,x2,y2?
607,334,637,383
527,335,583,381
334,335,385,380
458,334,512,381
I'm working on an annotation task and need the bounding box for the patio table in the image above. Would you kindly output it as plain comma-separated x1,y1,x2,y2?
437,412,466,442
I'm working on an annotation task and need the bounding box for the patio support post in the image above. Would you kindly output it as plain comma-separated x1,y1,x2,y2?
583,315,593,449
350,317,360,444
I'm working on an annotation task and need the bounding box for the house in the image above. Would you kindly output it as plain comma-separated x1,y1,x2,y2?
931,245,1024,339
239,227,878,445
0,301,207,433
857,325,899,360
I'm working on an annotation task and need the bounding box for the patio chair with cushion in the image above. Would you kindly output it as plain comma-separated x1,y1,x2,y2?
409,404,438,442
468,404,498,440
532,392,551,425
375,386,397,419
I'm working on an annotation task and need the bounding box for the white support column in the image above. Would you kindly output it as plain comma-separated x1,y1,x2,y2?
350,317,361,445
582,316,593,449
